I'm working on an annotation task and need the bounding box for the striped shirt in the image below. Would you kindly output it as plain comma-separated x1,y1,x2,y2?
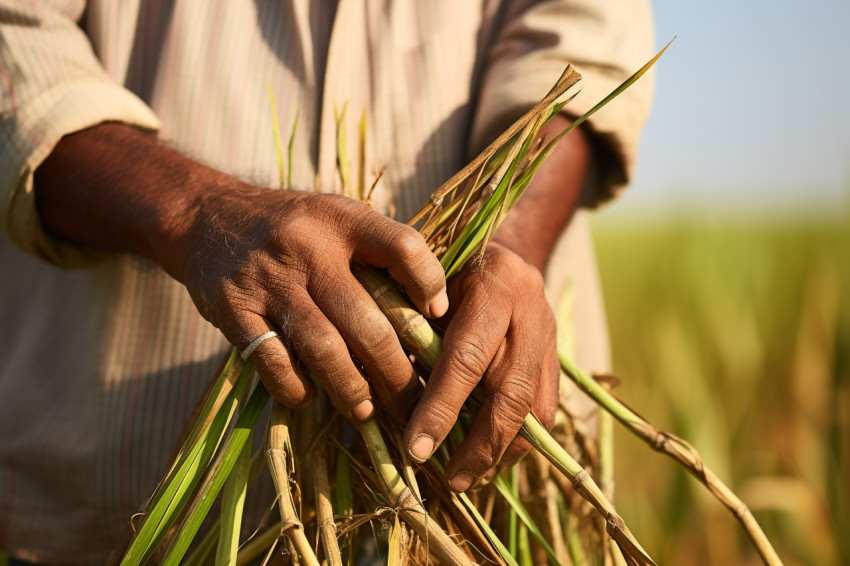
0,1,653,563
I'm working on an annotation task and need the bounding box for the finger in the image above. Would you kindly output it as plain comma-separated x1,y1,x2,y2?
310,267,420,422
473,306,559,473
281,290,375,421
403,277,510,464
443,334,538,491
499,436,534,470
233,314,316,409
352,218,448,318
535,318,561,432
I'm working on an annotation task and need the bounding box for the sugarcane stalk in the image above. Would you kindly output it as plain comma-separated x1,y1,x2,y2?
387,514,404,566
522,417,653,564
558,352,783,566
266,401,320,566
518,523,533,566
598,381,617,566
387,427,423,502
181,447,274,566
456,491,516,566
354,266,443,368
137,42,680,565
309,402,343,566
333,432,355,566
357,418,474,566
425,452,511,565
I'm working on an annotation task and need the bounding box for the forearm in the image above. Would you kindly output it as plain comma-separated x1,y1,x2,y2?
33,122,248,279
492,115,590,272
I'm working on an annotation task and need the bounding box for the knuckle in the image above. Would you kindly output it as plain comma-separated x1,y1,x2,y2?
507,365,540,398
426,397,462,431
492,390,533,431
293,194,355,248
391,225,430,266
484,248,544,293
538,401,557,430
264,375,313,409
464,443,498,473
321,194,370,228
361,318,400,359
504,256,544,290
306,264,337,297
302,328,346,367
447,340,490,384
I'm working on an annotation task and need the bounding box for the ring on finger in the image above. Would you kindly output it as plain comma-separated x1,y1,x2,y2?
241,330,280,362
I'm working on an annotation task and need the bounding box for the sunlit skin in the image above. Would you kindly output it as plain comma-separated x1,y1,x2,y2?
34,114,588,491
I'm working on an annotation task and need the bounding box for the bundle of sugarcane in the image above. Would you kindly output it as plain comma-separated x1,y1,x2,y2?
118,40,782,566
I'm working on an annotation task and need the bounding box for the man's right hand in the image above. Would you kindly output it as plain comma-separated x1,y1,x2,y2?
35,123,448,422
171,189,450,422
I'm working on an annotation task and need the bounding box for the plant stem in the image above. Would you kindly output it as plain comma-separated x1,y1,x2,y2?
494,475,563,566
508,466,519,557
266,401,320,566
310,402,343,566
520,415,654,565
358,419,474,565
235,521,283,566
558,351,783,566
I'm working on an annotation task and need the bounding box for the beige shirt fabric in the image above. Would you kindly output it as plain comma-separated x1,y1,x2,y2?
0,1,654,562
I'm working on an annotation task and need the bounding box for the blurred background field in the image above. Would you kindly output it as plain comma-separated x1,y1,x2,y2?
597,1,850,562
591,216,848,566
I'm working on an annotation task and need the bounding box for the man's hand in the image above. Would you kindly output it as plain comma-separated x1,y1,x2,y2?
172,190,450,422
404,242,560,491
34,123,448,422
403,114,590,490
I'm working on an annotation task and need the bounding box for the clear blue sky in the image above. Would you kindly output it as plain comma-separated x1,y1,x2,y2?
616,0,850,216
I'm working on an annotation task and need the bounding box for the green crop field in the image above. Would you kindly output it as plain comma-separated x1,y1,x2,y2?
593,218,849,565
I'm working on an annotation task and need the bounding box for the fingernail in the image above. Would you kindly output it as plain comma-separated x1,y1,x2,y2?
450,472,476,492
410,435,434,462
429,290,449,318
351,400,374,421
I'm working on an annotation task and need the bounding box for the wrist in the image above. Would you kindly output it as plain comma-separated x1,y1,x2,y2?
147,163,248,281
490,117,590,272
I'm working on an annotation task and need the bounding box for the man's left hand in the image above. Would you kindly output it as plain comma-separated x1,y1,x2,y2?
403,242,560,491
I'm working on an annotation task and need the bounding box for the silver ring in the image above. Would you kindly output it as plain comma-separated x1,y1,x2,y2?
241,330,280,362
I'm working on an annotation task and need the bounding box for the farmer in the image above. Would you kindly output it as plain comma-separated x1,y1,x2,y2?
0,1,653,563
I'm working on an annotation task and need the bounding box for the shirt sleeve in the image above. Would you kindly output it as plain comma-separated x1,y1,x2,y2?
469,0,656,207
0,1,161,266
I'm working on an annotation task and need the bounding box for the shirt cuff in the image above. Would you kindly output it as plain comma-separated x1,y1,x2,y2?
1,80,160,266
469,58,654,209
